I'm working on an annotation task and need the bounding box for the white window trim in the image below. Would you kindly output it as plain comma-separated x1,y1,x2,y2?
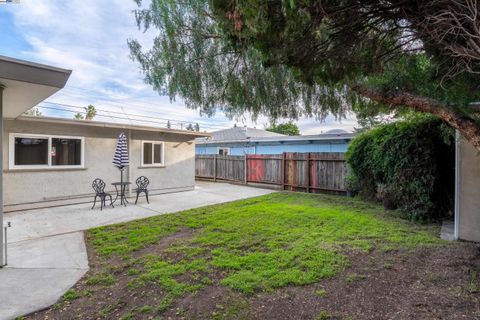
217,147,230,156
9,133,85,170
141,140,165,167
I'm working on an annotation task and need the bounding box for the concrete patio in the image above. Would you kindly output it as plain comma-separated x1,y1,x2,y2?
0,181,274,320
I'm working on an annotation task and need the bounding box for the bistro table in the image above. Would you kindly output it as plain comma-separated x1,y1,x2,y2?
112,181,132,206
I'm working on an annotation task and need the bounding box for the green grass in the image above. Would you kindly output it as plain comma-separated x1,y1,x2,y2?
315,310,332,320
85,272,115,286
62,289,81,301
87,192,443,308
345,273,367,284
315,288,327,297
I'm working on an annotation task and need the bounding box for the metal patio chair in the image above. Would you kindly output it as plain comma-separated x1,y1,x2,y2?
135,176,150,204
91,178,114,210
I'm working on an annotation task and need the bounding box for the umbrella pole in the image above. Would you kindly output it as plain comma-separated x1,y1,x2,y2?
121,167,123,205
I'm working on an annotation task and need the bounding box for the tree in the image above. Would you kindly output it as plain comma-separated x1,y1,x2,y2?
194,123,200,132
23,107,42,117
84,105,96,121
186,123,194,131
266,122,300,136
129,1,480,149
167,120,171,129
74,112,84,120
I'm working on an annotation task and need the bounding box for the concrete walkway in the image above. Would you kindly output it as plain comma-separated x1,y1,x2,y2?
0,182,274,320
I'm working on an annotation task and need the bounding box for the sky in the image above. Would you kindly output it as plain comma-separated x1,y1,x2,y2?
0,0,357,134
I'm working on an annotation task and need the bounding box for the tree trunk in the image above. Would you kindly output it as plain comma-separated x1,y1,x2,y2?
351,85,480,150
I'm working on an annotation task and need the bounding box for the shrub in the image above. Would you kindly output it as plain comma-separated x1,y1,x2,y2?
346,116,455,222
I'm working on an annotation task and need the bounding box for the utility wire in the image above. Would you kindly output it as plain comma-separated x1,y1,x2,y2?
42,100,229,129
35,105,225,131
49,87,229,127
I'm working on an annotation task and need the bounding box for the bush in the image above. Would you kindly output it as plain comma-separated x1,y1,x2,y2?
346,116,455,222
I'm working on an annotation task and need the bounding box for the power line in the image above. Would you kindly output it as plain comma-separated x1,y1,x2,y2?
54,86,229,125
42,100,229,129
36,105,225,131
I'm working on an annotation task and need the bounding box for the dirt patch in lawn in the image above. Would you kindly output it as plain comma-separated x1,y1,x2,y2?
131,228,197,258
26,238,480,320
249,243,480,320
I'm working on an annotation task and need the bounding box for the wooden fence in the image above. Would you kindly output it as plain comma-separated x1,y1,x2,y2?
195,152,347,193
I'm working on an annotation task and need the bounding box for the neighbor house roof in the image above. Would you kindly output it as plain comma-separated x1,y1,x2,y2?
196,127,354,145
196,126,284,144
0,55,72,118
15,115,210,138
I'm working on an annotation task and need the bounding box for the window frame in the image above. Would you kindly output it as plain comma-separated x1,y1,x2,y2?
9,133,85,170
217,147,230,156
141,140,165,167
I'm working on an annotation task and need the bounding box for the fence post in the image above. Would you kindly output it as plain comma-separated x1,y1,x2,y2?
281,152,286,191
244,155,248,184
213,155,217,182
306,153,310,193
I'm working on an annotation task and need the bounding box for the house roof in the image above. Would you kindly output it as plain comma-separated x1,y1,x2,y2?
196,126,284,143
196,130,355,145
0,55,72,118
324,128,349,134
15,116,210,138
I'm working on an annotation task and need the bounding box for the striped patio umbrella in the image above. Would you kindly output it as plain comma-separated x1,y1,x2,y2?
113,132,129,183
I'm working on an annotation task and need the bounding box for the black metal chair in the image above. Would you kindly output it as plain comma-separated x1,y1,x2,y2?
92,178,114,210
135,176,150,204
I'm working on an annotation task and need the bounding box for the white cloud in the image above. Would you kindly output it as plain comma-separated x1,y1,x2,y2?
5,0,357,133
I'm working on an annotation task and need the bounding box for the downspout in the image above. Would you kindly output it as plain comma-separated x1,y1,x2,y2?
0,85,4,266
128,129,133,198
454,130,461,240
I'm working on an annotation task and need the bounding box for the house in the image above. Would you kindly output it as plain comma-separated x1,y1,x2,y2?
0,55,73,266
195,126,355,155
0,55,208,216
4,116,207,211
454,132,480,242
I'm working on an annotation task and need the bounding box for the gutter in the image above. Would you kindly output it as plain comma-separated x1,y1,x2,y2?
14,116,210,138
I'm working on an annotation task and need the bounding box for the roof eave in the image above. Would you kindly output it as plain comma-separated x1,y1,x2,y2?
0,55,71,89
15,116,211,138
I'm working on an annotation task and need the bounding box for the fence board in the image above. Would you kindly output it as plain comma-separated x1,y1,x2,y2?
196,152,347,194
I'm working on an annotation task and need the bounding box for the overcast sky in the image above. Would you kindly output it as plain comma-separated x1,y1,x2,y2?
0,0,357,133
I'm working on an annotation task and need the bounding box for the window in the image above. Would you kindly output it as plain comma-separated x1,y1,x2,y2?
142,141,164,166
10,134,84,169
218,147,230,156
51,138,82,166
14,137,48,166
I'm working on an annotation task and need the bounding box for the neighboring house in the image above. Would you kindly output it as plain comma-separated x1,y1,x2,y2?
195,126,355,155
3,116,206,211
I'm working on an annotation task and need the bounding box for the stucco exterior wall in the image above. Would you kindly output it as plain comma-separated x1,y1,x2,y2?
130,130,195,195
3,119,196,211
456,135,480,242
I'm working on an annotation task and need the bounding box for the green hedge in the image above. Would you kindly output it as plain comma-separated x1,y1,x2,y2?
346,116,455,222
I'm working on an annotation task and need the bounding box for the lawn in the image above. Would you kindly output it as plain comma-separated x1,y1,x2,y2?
27,192,480,320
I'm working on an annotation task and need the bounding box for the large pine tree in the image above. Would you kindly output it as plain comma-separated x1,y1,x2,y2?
129,0,480,149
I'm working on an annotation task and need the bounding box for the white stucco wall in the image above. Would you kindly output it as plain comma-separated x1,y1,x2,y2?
456,134,480,242
3,119,196,211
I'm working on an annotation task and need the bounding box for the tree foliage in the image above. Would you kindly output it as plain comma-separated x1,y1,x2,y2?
84,105,97,121
346,116,455,222
266,121,300,136
73,105,97,120
129,0,480,148
23,107,43,117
